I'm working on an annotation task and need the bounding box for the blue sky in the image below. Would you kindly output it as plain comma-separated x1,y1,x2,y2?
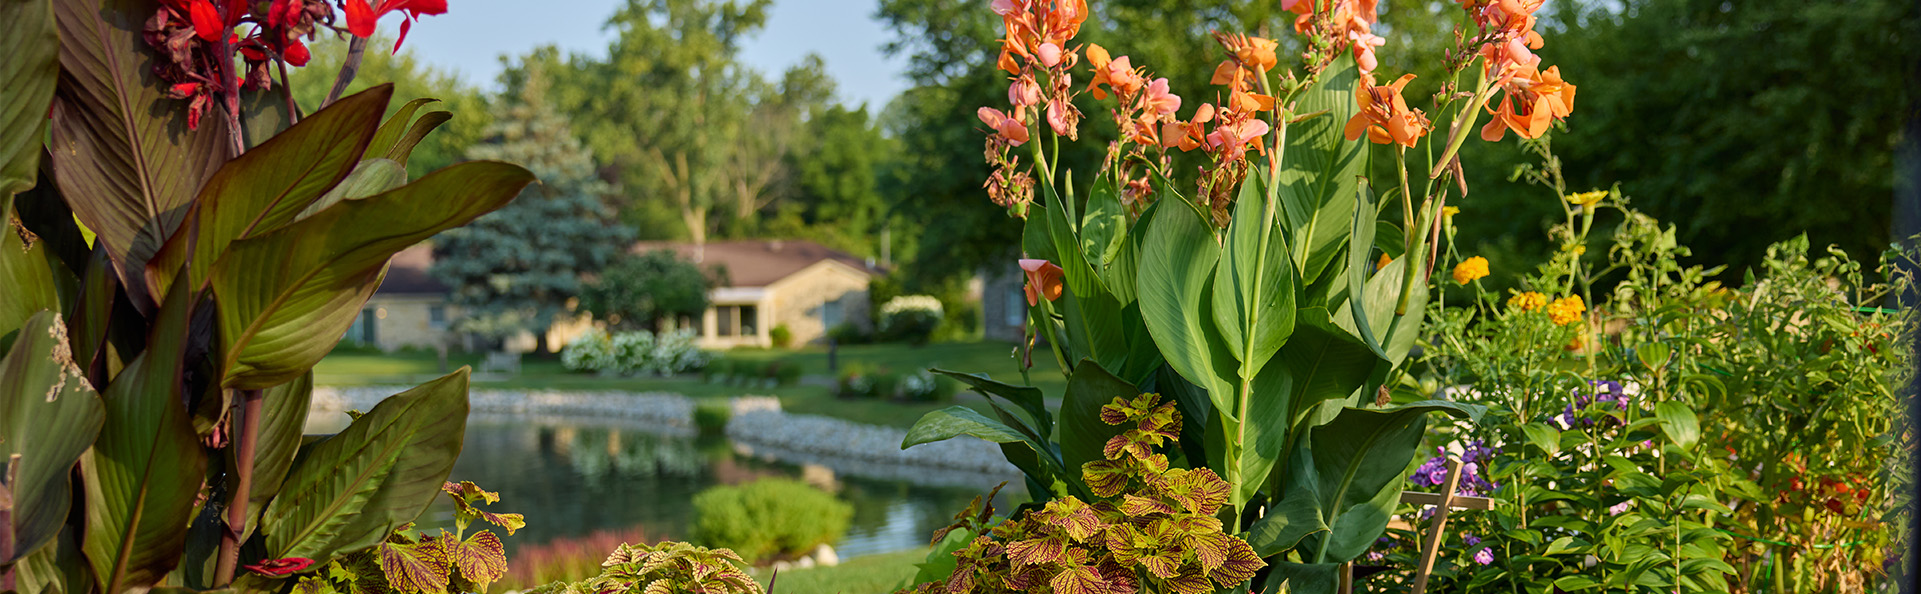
395,0,913,110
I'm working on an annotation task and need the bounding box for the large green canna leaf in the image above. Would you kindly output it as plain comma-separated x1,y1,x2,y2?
1211,168,1298,379
244,373,314,524
146,85,395,298
1136,194,1235,417
932,369,1053,438
260,370,470,564
904,404,1067,494
1284,400,1484,565
80,277,207,593
14,520,94,594
1056,361,1137,476
0,195,68,347
0,0,57,200
0,311,105,565
49,0,234,308
212,162,534,389
1276,54,1366,286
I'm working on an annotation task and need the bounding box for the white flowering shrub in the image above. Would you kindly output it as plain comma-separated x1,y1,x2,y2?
561,328,617,371
878,295,945,344
901,371,938,400
560,328,712,376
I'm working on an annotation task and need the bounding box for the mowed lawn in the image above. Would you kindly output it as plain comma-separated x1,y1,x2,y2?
311,341,1063,428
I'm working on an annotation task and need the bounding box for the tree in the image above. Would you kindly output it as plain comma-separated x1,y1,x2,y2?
431,65,635,347
512,0,773,244
762,103,894,257
579,250,714,331
289,32,491,177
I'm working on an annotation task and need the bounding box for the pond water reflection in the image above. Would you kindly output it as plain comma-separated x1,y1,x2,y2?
306,412,1008,559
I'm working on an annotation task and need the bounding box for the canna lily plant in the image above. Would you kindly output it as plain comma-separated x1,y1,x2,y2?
0,0,530,592
903,0,1576,592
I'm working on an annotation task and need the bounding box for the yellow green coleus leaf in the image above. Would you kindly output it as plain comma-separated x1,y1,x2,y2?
1007,534,1069,566
1036,498,1104,542
378,535,450,594
450,530,508,590
1159,467,1231,515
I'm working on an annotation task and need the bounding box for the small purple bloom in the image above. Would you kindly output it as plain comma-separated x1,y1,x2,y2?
1474,548,1495,565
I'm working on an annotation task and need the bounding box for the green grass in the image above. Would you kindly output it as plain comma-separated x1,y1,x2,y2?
754,547,928,594
309,342,1048,428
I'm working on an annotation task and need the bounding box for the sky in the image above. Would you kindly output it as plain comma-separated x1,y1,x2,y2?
395,0,913,110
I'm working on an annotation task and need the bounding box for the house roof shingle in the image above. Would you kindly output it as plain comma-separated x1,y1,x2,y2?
377,243,450,295
630,239,875,287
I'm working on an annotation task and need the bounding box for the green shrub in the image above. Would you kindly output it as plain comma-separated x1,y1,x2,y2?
877,296,943,345
835,363,876,398
769,324,793,348
694,403,731,436
727,359,756,386
692,479,851,563
827,322,869,344
773,363,804,387
870,372,902,400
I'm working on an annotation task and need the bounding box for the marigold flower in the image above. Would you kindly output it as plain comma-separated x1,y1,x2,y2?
1019,259,1065,306
1546,294,1585,326
978,107,1031,145
1452,256,1489,285
1508,291,1547,312
1442,206,1461,222
1343,74,1429,148
1376,253,1392,271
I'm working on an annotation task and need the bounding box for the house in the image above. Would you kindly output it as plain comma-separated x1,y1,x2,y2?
634,239,878,348
981,263,1029,343
349,243,456,351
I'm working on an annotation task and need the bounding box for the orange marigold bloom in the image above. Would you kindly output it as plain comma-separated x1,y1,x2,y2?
1452,256,1489,285
1508,291,1548,312
1546,294,1585,326
1343,74,1428,148
1019,259,1065,306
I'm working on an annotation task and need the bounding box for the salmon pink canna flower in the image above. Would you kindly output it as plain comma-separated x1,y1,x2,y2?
1085,44,1145,100
1019,259,1065,306
978,107,1031,145
344,0,446,52
1140,78,1181,117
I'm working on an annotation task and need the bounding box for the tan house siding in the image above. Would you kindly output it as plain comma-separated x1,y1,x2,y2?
356,295,452,351
766,260,872,346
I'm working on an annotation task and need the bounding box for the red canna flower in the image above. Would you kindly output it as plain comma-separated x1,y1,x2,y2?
244,557,315,577
1019,259,1064,306
344,0,447,53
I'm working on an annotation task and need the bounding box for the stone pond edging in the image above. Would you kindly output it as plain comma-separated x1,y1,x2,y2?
308,388,1018,480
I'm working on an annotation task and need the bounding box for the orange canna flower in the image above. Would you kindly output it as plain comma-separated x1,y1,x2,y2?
1205,114,1270,160
1019,259,1065,306
1480,65,1575,142
978,107,1031,145
1139,78,1181,117
1215,33,1279,72
1343,74,1429,148
1161,103,1214,151
1086,44,1145,100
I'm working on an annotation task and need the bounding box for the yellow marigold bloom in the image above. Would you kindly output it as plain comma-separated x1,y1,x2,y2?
1567,190,1607,207
1376,253,1392,270
1547,294,1585,326
1442,206,1460,219
1452,256,1489,285
1508,291,1548,311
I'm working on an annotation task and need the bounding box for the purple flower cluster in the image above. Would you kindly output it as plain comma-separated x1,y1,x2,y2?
1412,440,1500,497
1554,380,1630,429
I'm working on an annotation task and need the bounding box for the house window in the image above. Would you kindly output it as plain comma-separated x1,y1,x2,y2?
1005,288,1026,327
822,299,843,328
348,307,378,344
717,305,760,337
429,305,446,329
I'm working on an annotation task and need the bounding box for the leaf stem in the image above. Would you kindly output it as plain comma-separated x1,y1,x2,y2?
323,37,368,108
213,389,264,586
277,59,300,125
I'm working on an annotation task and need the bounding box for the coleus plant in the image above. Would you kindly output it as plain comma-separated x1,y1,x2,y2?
904,0,1576,591
292,481,527,594
0,0,528,592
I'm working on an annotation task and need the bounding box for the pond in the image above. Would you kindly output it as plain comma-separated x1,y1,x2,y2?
307,412,1014,559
